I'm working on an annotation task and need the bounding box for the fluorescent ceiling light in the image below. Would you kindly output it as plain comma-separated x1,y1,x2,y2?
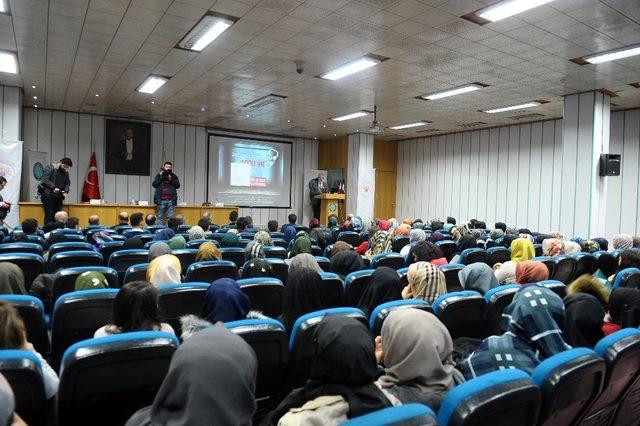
483,102,540,114
421,83,485,100
477,0,555,22
389,121,430,130
320,55,385,80
243,94,287,109
136,75,168,94
178,13,236,51
0,0,6,13
0,51,18,74
331,111,371,121
583,44,640,64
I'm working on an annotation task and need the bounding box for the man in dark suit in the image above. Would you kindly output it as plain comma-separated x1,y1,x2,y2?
308,172,328,220
39,158,72,225
108,127,149,174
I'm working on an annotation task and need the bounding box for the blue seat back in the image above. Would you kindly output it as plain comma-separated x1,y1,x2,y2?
185,260,237,283
0,295,49,355
0,252,45,289
344,269,374,305
271,238,288,248
266,258,288,284
391,235,410,253
370,252,405,270
337,231,360,247
220,247,245,268
123,263,149,284
435,240,457,261
613,267,640,289
344,403,437,426
319,272,344,307
0,242,43,256
49,250,103,273
397,266,409,287
169,248,198,274
572,252,598,279
262,245,287,259
483,285,519,336
550,255,577,284
98,241,125,262
0,349,47,426
186,238,209,249
537,280,567,298
107,249,148,282
369,299,433,336
593,250,618,277
486,246,510,266
458,248,488,265
237,277,285,318
440,263,465,292
314,256,331,272
433,290,485,339
157,282,210,336
61,234,88,242
52,266,119,306
47,242,94,259
25,234,45,247
534,243,543,257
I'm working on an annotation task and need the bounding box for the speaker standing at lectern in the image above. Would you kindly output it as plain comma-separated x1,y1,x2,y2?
308,172,328,220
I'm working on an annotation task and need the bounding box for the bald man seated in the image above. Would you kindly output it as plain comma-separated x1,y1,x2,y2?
88,215,100,226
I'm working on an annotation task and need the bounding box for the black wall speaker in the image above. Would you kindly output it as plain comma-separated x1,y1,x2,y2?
599,154,621,176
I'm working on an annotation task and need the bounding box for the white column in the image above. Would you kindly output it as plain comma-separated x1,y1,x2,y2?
346,133,374,218
1,85,22,141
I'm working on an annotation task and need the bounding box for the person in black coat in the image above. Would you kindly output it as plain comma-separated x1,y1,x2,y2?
152,161,180,226
38,158,72,225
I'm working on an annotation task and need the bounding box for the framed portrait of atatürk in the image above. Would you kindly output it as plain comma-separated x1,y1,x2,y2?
105,119,151,176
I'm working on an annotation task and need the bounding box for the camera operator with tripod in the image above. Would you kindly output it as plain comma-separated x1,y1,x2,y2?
152,161,181,226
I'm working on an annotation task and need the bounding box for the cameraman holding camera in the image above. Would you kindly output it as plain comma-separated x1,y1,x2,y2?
0,176,10,226
152,161,180,226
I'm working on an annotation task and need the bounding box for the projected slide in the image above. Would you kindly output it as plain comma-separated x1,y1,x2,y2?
208,135,292,207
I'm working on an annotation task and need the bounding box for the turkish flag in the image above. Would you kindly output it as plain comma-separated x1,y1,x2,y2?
81,153,101,202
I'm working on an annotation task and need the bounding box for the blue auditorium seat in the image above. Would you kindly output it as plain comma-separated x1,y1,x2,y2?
98,241,125,263
439,263,465,292
51,289,118,370
157,283,209,336
319,272,345,307
0,350,47,425
47,241,93,259
52,266,119,305
532,256,556,278
271,238,288,248
534,243,543,257
185,260,237,282
145,225,165,234
369,299,433,335
266,258,288,283
107,249,148,284
185,238,209,249
221,247,245,268
286,307,367,390
123,263,149,284
483,284,519,336
337,231,360,247
0,295,49,355
51,228,82,236
458,248,488,265
0,252,44,289
549,255,577,284
57,331,179,425
344,269,374,305
237,277,285,318
24,234,45,247
61,234,88,242
435,240,457,261
613,267,640,289
371,252,405,270
537,280,567,298
344,403,437,426
0,242,43,256
486,246,510,266
572,252,598,280
397,266,409,287
262,245,287,259
437,369,540,426
82,225,108,235
171,248,198,274
314,255,331,272
580,329,640,425
532,348,605,426
433,290,485,339
311,245,322,256
593,251,618,277
49,250,103,273
391,235,410,253
359,231,369,242
122,229,151,239
270,232,285,239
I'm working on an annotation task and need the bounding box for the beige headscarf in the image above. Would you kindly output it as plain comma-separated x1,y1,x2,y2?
0,264,27,294
147,254,182,287
407,261,447,304
253,231,273,246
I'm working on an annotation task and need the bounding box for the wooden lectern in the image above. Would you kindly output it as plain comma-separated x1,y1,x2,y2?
314,193,346,226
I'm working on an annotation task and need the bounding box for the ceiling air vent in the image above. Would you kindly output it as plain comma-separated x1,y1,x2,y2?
509,113,545,120
415,128,443,133
243,94,287,109
458,122,486,128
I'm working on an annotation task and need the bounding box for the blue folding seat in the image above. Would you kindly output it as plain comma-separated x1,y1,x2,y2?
185,238,208,249
437,369,540,426
221,247,245,268
344,403,437,426
49,250,103,273
532,256,556,277
319,272,344,307
359,231,369,242
0,350,47,425
613,267,640,289
146,225,165,234
337,231,360,247
345,269,374,305
295,225,309,234
185,260,237,282
593,250,618,277
207,232,225,242
572,252,598,280
0,295,49,355
51,289,118,370
108,249,148,284
361,255,371,268
391,235,410,253
439,263,465,292
237,277,285,318
57,331,179,426
52,228,82,236
549,255,577,284
0,242,43,256
98,240,124,263
85,227,114,242
369,299,433,335
314,255,331,272
487,246,510,266
458,248,488,265
61,234,88,242
52,266,119,306
226,318,288,412
534,243,543,257
123,263,149,284
24,234,45,247
82,225,108,235
122,229,151,239
436,240,457,261
311,245,323,256
266,258,288,284
47,241,93,259
177,224,191,233
271,238,288,248
532,348,605,426
137,234,154,245
262,245,287,259
483,285,519,336
157,282,209,331
580,329,640,425
286,308,367,389
323,244,335,258
170,248,198,274
433,290,485,339
537,280,567,298
0,253,44,289
371,252,405,270
397,266,409,287
270,232,285,239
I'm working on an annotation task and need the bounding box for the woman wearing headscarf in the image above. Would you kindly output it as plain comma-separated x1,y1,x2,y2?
400,229,426,259
505,227,519,236
378,220,390,231
563,240,581,255
289,234,312,258
330,250,364,279
195,242,221,262
515,261,549,284
241,258,273,279
152,228,174,242
167,236,186,250
281,268,325,333
244,241,265,262
451,225,469,243
148,242,171,262
494,238,536,284
402,262,447,304
566,274,609,307
288,253,323,275
186,226,205,241
593,237,609,251
74,271,109,291
374,309,461,410
563,293,605,348
582,239,600,254
146,254,182,287
357,267,402,317
393,224,410,237
330,241,352,257
462,284,570,378
518,233,534,243
0,263,26,294
254,230,273,246
458,263,498,295
450,235,477,264
542,238,565,256
430,231,445,244
602,287,640,335
123,237,144,250
220,231,239,248
265,316,393,425
612,234,633,250
367,229,392,258
490,229,504,241
126,324,257,426
328,215,339,230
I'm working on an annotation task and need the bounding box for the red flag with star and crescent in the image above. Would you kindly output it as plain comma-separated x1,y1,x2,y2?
81,152,101,202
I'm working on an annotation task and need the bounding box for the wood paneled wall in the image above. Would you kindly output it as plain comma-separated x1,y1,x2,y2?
374,139,397,219
318,136,348,170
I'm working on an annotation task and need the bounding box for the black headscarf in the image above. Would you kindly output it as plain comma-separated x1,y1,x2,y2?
609,287,640,327
563,293,605,348
282,268,325,332
125,323,257,426
242,258,274,278
122,237,144,250
330,250,364,278
266,316,391,424
357,267,402,317
45,231,67,250
455,235,477,255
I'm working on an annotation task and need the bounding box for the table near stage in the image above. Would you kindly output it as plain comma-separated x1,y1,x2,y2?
18,203,238,227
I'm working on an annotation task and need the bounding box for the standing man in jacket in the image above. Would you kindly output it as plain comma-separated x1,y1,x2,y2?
152,161,180,226
39,158,72,225
308,172,328,220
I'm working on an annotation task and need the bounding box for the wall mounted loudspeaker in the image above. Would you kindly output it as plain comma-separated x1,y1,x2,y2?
599,154,621,176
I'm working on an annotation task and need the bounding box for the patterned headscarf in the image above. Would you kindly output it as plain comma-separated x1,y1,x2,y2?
290,235,312,257
187,226,205,241
542,239,565,256
490,229,504,240
563,241,581,255
253,231,273,246
369,230,392,256
407,261,447,304
409,229,427,244
518,233,534,243
582,239,600,254
244,241,265,261
74,271,109,291
612,234,633,250
549,231,566,240
505,227,519,236
196,242,221,262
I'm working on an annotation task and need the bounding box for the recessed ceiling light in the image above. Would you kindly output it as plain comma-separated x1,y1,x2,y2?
333,133,337,137
0,51,18,74
95,93,100,97
287,119,291,123
245,114,250,117
483,102,541,114
31,85,36,89
150,101,155,104
32,96,37,100
419,83,487,100
356,129,359,132
243,94,286,109
314,137,318,140
571,43,640,65
136,75,169,94
464,0,556,24
319,54,388,80
34,105,38,108
330,110,371,121
389,121,431,130
323,124,326,128
177,12,238,52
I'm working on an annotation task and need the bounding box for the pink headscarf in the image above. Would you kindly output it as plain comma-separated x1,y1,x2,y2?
378,220,390,231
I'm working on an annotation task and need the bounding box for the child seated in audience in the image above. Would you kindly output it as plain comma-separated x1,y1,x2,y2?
94,282,174,337
0,300,59,399
146,254,181,287
402,261,447,304
74,271,109,291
